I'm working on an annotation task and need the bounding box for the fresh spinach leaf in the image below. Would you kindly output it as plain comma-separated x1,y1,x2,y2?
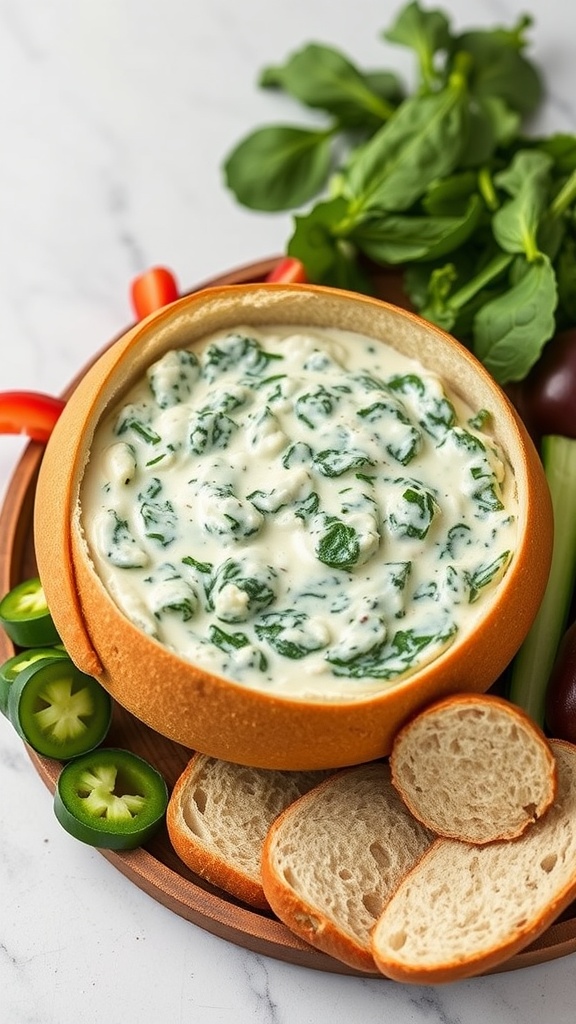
383,1,451,90
451,15,543,118
342,72,469,215
352,195,481,264
492,149,554,259
473,254,558,383
223,124,335,212
259,43,398,128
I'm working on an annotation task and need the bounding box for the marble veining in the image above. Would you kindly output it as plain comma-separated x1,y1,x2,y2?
1,2,576,1022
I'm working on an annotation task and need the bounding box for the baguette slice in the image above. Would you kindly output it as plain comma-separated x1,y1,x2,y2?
166,753,329,909
372,739,576,984
261,763,434,973
390,693,557,843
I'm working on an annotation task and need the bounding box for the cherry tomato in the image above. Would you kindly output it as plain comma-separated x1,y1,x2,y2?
0,391,65,442
265,257,308,284
130,267,179,320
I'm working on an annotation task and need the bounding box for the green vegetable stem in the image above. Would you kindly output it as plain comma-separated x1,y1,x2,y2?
223,2,576,384
508,331,576,725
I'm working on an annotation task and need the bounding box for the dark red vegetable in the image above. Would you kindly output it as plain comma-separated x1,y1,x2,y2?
545,619,576,743
514,327,576,443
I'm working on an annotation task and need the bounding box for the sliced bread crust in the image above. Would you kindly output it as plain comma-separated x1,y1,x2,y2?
390,693,557,844
372,739,576,983
166,753,328,909
261,762,434,973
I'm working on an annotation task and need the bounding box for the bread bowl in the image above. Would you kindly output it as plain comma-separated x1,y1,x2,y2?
33,283,553,769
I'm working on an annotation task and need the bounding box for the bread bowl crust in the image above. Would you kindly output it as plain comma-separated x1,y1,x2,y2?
33,283,554,770
389,693,558,843
372,741,576,984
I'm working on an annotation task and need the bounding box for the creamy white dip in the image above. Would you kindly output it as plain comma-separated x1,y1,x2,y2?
80,324,517,699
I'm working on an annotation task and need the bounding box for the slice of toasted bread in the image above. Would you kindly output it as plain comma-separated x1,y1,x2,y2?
260,762,434,973
166,753,329,909
390,693,557,844
372,738,576,983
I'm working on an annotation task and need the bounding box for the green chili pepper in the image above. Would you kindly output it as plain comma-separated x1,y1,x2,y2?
7,658,112,760
53,748,169,850
0,577,60,647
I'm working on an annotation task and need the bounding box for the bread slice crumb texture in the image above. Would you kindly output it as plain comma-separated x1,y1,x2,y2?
166,753,328,908
390,694,557,843
372,739,576,983
261,763,433,972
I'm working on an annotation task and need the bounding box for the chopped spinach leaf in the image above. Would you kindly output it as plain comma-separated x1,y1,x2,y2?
207,558,278,622
209,625,268,671
255,610,328,658
314,515,362,570
313,448,374,477
189,409,237,454
202,334,283,381
147,349,200,409
466,550,511,602
388,484,439,539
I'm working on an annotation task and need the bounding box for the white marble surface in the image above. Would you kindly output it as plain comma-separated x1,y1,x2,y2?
1,2,576,1021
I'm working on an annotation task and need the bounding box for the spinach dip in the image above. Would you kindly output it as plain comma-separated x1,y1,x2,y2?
79,324,518,699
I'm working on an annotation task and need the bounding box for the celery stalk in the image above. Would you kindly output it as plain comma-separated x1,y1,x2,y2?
509,435,576,725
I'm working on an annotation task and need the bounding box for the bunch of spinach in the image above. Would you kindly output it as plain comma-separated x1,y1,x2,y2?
223,1,576,385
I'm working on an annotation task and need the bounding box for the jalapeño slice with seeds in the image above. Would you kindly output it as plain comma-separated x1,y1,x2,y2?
7,657,112,760
0,577,60,647
0,645,70,716
53,748,169,850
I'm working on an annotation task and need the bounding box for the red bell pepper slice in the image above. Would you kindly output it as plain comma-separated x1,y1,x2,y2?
130,267,179,320
0,391,65,442
265,257,308,284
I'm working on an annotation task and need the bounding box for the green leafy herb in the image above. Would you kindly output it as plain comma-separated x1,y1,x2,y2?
389,484,439,539
255,610,328,659
102,511,148,569
203,334,283,380
207,558,278,623
147,349,200,409
465,550,512,602
182,555,213,574
357,399,421,464
222,2,576,383
313,448,374,477
188,409,237,454
315,516,361,571
138,497,177,547
209,625,268,671
327,620,457,678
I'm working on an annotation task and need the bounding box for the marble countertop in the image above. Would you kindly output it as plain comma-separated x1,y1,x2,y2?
1,2,576,1021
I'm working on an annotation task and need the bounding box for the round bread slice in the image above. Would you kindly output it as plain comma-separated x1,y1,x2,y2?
389,693,557,843
261,762,434,973
166,753,329,909
372,739,576,983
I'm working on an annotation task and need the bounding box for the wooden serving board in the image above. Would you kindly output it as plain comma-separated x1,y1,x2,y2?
2,257,576,978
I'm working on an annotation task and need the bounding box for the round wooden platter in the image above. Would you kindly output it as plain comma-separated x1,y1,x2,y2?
2,257,576,980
